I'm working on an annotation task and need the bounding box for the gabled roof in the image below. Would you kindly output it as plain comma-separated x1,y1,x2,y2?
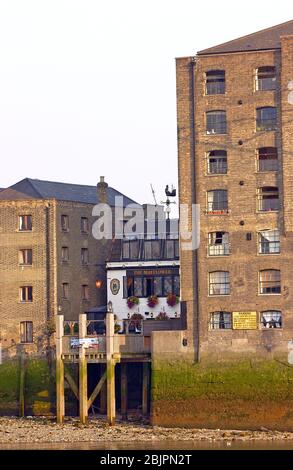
198,19,293,56
0,178,138,206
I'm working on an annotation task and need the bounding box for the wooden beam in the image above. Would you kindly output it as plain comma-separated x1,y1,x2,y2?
121,363,128,420
87,370,107,410
56,315,65,424
79,314,88,424
19,350,26,417
106,312,116,425
142,362,149,416
64,370,79,401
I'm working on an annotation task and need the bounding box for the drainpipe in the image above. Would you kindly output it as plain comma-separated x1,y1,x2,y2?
190,57,201,363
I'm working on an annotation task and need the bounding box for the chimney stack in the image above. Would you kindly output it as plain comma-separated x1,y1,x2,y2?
97,176,108,204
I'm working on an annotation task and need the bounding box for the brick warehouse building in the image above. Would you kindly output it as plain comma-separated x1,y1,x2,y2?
0,177,137,358
177,20,293,361
150,20,293,429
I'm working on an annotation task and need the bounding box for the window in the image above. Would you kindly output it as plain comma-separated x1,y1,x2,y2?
208,232,230,256
205,70,225,95
258,187,279,211
256,66,276,91
174,276,180,296
62,283,69,299
19,249,32,265
210,312,232,329
209,271,230,295
20,286,33,302
153,277,163,296
81,285,89,301
163,276,173,296
207,150,227,174
258,230,280,254
134,278,143,296
206,111,227,134
61,215,69,231
122,240,139,260
260,311,282,329
61,246,69,262
81,248,89,265
257,147,278,172
20,321,33,343
259,270,281,294
144,240,161,260
256,107,277,131
81,217,89,233
165,239,179,259
207,190,228,213
123,274,180,298
19,215,32,231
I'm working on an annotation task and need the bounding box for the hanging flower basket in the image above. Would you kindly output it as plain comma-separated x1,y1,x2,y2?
166,293,180,307
147,295,159,308
127,296,139,309
156,311,170,321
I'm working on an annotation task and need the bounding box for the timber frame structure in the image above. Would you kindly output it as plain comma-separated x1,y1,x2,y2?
55,311,151,424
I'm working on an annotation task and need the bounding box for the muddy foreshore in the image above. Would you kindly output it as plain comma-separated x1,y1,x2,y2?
1,417,293,445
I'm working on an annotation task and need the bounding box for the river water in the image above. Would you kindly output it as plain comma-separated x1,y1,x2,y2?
1,440,293,450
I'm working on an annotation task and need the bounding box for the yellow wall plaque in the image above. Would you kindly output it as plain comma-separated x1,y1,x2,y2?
232,311,258,330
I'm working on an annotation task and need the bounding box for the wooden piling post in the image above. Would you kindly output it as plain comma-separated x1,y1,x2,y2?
56,314,65,423
79,313,88,424
19,349,26,417
106,311,116,425
142,362,149,417
100,365,107,414
121,362,128,420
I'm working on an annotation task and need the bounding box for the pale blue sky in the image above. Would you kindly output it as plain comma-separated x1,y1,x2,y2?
0,0,291,206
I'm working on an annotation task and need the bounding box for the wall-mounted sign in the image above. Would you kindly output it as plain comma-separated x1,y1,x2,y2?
232,311,258,330
70,338,102,349
110,278,120,295
128,267,179,277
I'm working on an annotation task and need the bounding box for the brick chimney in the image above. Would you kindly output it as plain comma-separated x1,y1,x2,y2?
97,176,108,204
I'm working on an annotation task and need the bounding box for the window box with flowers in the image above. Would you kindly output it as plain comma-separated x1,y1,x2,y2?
156,311,170,321
147,295,159,308
166,293,180,307
127,296,140,309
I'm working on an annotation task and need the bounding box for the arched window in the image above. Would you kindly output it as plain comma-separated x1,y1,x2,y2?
205,70,225,95
256,66,276,91
209,271,230,295
208,232,230,256
207,150,227,174
257,187,279,211
257,147,278,172
256,107,277,131
259,270,281,294
260,311,282,329
258,230,280,254
207,189,228,213
206,111,227,134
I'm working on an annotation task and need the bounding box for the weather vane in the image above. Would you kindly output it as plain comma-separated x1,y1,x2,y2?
161,184,177,219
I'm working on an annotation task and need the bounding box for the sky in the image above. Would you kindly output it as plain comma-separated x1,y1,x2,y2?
0,0,292,207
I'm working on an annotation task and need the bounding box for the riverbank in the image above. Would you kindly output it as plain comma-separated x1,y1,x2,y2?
1,417,293,446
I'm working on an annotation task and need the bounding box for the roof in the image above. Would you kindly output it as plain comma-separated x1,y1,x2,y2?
0,178,138,206
198,19,293,56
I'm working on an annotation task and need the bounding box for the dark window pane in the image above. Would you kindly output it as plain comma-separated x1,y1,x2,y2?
206,71,225,95
206,111,227,134
256,107,277,131
256,66,276,91
208,150,227,174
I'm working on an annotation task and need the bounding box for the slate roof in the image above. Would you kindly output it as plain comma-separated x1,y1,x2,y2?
198,19,293,55
0,178,138,206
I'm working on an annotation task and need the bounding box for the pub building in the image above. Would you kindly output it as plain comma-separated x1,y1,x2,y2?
106,218,180,328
